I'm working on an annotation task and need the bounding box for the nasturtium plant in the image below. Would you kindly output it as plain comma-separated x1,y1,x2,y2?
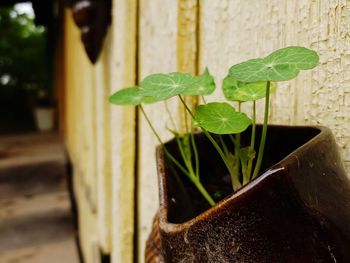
222,76,276,102
182,68,216,96
108,86,155,106
229,46,319,82
109,46,320,207
140,72,196,101
195,102,251,134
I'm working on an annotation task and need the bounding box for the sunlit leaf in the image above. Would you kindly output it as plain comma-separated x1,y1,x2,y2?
222,76,276,102
182,68,216,96
140,72,196,101
109,86,155,106
229,46,319,82
195,102,251,134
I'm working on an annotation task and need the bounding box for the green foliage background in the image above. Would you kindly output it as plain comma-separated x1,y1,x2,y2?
0,6,47,132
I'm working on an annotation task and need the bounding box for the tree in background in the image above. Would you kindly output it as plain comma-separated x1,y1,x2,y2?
0,6,47,132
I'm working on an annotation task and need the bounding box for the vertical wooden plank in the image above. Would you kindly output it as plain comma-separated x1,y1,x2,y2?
138,0,179,261
177,0,199,74
94,31,113,254
63,9,99,263
109,0,138,262
137,0,200,261
177,0,200,131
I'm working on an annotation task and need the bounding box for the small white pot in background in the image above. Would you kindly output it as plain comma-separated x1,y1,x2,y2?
34,107,55,132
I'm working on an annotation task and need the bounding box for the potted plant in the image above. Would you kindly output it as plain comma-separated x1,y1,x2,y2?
33,89,55,132
109,47,350,262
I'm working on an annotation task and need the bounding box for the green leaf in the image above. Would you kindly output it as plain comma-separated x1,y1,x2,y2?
222,76,276,102
195,102,251,134
109,87,156,106
229,46,319,82
182,68,216,96
140,72,196,101
239,146,256,176
239,147,256,164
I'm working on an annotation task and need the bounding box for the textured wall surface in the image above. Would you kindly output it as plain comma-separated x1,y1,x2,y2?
200,0,350,171
64,1,138,262
62,0,350,262
138,0,178,260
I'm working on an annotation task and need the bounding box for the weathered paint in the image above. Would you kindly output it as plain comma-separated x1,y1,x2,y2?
138,0,179,261
95,32,112,254
64,9,98,263
109,0,138,262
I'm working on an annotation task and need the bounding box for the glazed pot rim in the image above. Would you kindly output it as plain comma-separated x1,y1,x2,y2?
157,124,331,233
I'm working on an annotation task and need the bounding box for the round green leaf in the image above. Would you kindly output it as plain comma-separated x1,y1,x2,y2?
182,68,216,96
222,76,275,102
109,87,143,106
109,87,156,106
229,46,319,82
140,72,196,101
195,102,251,134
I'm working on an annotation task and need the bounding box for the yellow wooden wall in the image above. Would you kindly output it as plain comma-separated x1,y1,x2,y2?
62,1,350,262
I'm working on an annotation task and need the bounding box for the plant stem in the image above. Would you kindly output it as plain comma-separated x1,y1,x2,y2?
178,95,195,119
182,96,190,134
234,102,241,184
190,132,200,178
139,105,163,145
176,137,195,176
203,130,241,190
191,177,215,206
219,136,229,156
234,133,241,184
178,95,242,191
201,95,207,104
139,105,215,205
252,81,270,179
140,106,187,174
180,96,200,178
164,101,177,131
246,100,256,181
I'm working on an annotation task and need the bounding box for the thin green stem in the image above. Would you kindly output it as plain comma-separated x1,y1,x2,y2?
228,134,236,147
234,102,241,185
176,137,195,176
190,132,200,178
178,95,195,119
252,81,270,179
201,95,207,104
192,177,215,206
180,96,199,178
203,130,241,190
219,136,229,156
139,105,163,145
140,105,214,205
234,133,241,184
140,106,188,175
178,95,242,191
164,101,177,131
247,100,256,181
182,96,190,134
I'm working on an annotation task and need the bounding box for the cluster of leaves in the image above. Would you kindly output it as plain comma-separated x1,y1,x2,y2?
0,6,47,132
109,46,319,206
0,7,47,91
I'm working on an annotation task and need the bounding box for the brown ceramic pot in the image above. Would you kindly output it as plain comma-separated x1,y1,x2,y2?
146,125,350,263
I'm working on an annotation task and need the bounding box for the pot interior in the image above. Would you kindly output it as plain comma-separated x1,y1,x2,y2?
162,125,320,224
